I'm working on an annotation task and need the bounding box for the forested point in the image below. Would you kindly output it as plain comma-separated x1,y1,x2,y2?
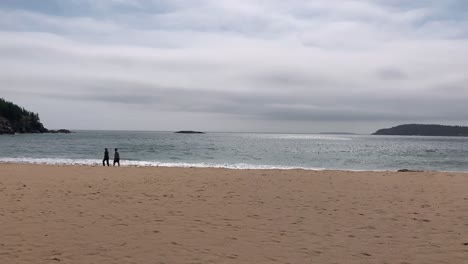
373,124,468,137
0,98,48,134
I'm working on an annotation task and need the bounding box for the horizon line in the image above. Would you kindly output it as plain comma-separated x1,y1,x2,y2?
51,129,365,135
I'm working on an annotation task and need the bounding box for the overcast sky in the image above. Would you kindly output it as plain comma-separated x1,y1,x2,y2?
0,0,467,133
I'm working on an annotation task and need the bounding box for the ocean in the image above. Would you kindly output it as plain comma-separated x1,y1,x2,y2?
0,131,467,172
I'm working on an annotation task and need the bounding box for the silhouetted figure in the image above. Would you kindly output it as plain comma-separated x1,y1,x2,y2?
113,148,120,167
103,148,109,166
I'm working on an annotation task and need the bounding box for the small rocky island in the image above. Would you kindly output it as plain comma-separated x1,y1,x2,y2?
0,98,71,135
319,132,356,135
175,130,205,134
373,124,468,137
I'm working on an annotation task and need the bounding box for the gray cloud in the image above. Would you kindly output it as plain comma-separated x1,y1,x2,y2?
0,1,468,133
377,68,408,80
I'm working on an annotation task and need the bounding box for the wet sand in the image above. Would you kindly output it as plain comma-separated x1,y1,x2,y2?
0,164,467,264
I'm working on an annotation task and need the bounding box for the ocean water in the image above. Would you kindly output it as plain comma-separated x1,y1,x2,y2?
0,131,467,172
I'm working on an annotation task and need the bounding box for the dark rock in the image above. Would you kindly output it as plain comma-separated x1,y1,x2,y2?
398,169,423,172
175,130,205,134
0,118,14,135
48,129,72,134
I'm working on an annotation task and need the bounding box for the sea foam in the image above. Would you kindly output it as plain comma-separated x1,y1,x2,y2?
0,157,326,171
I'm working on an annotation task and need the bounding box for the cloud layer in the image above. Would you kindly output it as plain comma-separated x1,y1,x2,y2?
1,0,467,133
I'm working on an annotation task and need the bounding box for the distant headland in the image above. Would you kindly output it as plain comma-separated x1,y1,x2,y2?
373,124,468,137
174,130,205,134
0,98,71,135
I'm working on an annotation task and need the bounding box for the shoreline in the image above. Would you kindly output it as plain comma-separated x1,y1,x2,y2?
1,164,467,264
1,160,467,174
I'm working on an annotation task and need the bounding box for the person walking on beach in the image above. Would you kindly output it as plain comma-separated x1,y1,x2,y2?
103,148,109,166
113,148,120,167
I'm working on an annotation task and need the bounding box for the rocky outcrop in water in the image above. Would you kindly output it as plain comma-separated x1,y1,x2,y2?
175,130,205,134
48,129,72,134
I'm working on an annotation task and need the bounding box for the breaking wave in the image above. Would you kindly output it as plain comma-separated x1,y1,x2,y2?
0,157,327,171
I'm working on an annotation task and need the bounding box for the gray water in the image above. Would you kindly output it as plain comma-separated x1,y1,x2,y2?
1,131,467,172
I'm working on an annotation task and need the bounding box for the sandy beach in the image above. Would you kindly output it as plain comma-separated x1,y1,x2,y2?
0,164,467,264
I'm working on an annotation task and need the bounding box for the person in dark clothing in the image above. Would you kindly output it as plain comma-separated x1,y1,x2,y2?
113,148,120,167
103,148,109,166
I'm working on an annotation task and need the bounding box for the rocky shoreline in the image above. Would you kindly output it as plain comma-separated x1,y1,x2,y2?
0,116,71,135
0,127,72,135
0,98,71,135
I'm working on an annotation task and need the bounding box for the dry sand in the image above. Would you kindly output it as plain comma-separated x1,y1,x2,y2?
0,164,467,264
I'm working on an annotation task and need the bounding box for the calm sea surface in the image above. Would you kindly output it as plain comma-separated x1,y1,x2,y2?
1,131,467,172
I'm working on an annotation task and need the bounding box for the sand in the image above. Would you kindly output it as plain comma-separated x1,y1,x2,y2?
0,164,467,264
